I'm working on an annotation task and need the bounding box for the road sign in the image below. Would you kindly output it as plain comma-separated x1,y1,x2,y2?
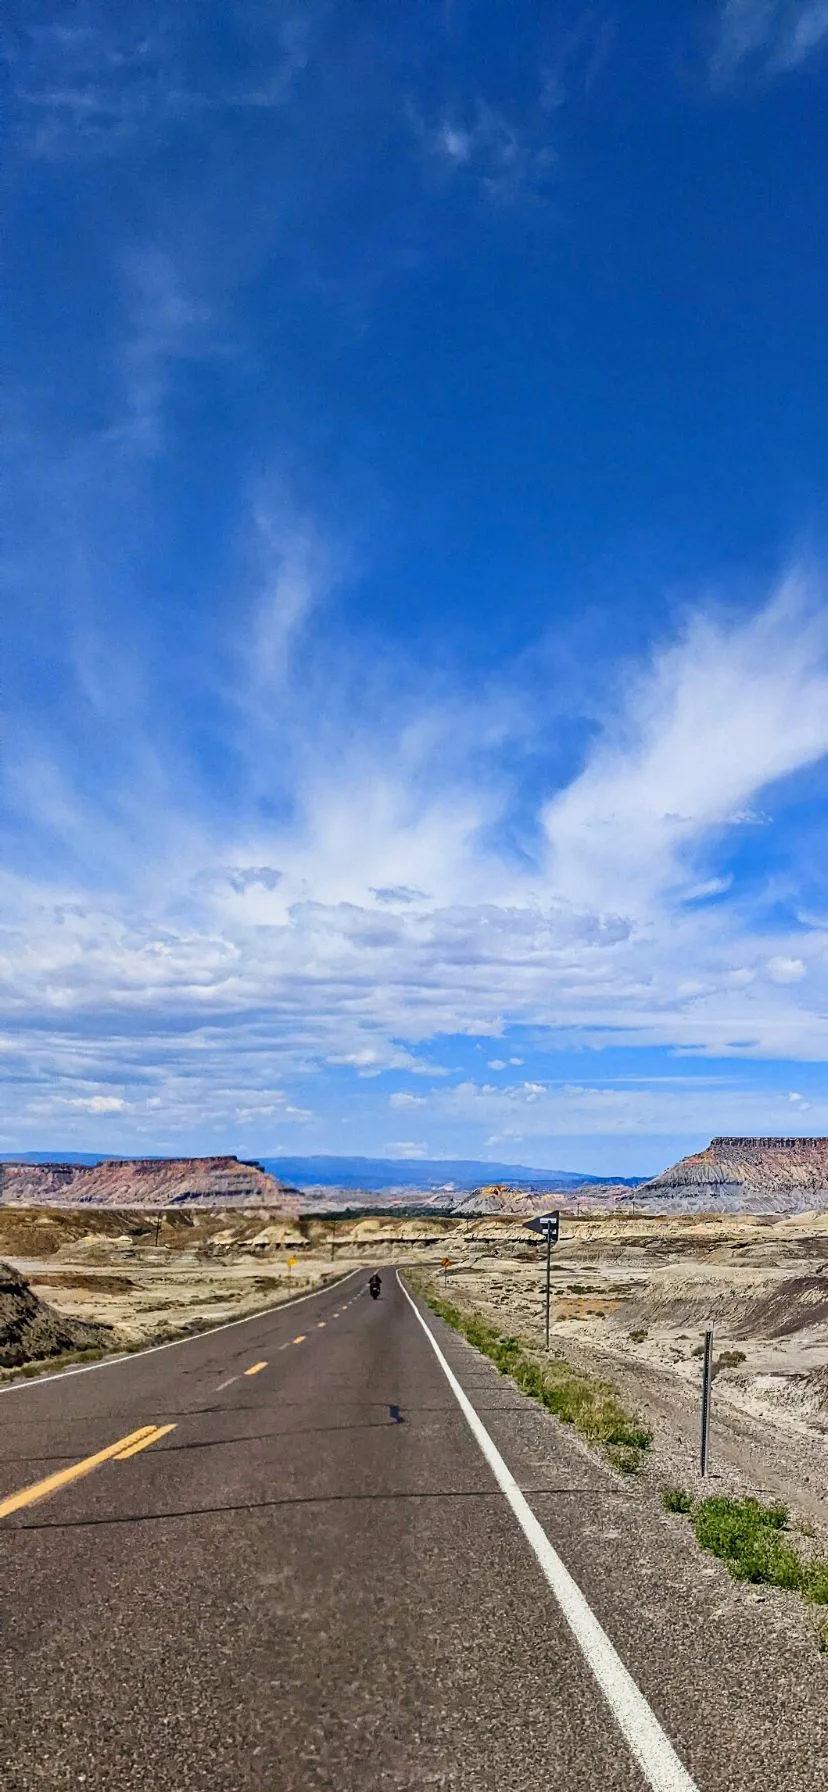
286,1256,297,1271
441,1256,451,1267
524,1212,560,1243
524,1211,561,1348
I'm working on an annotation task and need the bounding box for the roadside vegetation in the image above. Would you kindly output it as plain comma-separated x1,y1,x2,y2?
661,1487,828,1647
407,1275,652,1473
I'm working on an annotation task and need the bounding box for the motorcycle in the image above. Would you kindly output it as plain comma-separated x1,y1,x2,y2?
368,1276,381,1300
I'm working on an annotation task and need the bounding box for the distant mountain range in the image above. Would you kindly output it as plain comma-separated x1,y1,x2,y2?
258,1155,643,1192
4,1141,828,1213
0,1151,643,1196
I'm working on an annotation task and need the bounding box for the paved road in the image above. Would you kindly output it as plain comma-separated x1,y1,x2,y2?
0,1270,825,1790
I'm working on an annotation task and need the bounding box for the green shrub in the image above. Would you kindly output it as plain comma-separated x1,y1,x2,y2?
662,1487,693,1514
803,1562,828,1607
693,1496,815,1594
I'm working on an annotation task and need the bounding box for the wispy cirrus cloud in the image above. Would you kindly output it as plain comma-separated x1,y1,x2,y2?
5,537,828,1151
711,0,828,80
543,573,828,912
413,99,556,205
8,1,317,159
115,247,217,454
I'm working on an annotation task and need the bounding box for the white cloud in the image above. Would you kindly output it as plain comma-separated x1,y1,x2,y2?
5,565,828,1145
436,123,473,165
766,954,807,983
115,247,214,455
55,1094,126,1115
423,1074,828,1140
711,1,828,80
417,100,555,205
247,497,339,697
9,3,316,159
543,574,828,916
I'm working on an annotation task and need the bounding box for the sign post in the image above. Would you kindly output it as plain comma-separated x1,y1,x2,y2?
700,1326,714,1476
441,1256,451,1289
523,1212,560,1350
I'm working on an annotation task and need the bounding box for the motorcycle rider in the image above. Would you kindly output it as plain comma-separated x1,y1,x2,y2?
368,1272,382,1298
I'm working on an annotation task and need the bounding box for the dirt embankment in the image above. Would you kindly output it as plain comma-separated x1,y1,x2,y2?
0,1260,109,1369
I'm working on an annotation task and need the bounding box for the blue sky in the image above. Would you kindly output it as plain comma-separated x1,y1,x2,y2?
3,1,828,1175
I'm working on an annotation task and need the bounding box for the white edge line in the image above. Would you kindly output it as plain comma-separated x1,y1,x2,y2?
396,1271,700,1792
0,1268,361,1399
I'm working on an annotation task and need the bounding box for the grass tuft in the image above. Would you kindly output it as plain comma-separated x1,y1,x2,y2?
605,1443,645,1475
691,1495,828,1611
662,1487,693,1514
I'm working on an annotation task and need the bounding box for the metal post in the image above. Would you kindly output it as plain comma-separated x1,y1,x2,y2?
545,1226,552,1351
154,1212,161,1248
700,1326,714,1476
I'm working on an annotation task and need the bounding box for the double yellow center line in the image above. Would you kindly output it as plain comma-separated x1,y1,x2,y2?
0,1423,176,1521
3,1309,339,1521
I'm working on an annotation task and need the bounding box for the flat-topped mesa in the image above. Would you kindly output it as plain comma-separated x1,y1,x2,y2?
0,1156,302,1212
710,1137,828,1153
639,1136,828,1211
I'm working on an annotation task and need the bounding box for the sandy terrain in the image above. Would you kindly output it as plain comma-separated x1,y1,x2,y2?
0,1210,340,1358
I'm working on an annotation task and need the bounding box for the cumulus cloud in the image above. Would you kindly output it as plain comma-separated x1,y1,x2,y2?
765,955,807,983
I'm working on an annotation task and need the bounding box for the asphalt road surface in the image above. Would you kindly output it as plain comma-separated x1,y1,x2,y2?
1,1269,825,1790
